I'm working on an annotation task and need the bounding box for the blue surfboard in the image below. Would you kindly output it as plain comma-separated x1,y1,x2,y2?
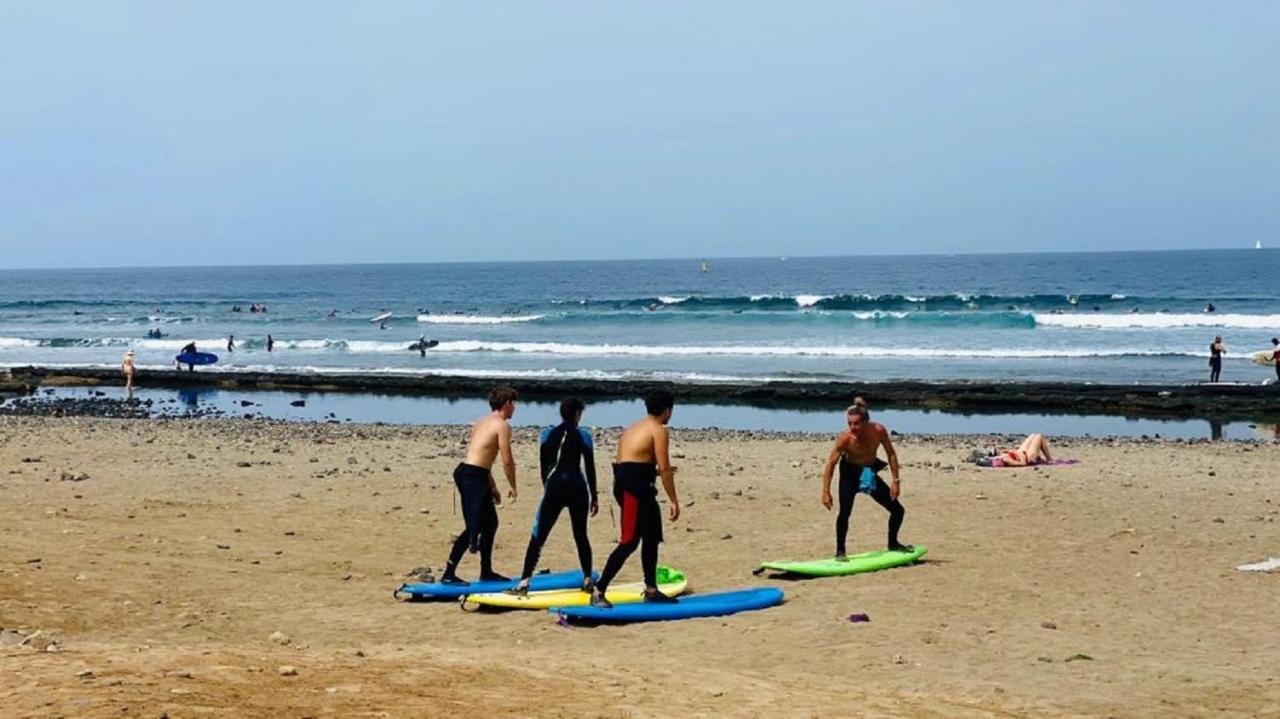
394,570,593,601
175,351,218,366
553,587,784,623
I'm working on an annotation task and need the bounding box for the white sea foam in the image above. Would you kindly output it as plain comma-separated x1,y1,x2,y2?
0,337,40,349
423,340,1194,359
794,295,831,308
1034,312,1280,329
416,314,544,324
657,296,689,305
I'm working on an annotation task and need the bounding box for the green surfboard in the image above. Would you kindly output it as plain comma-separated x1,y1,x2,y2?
759,545,927,577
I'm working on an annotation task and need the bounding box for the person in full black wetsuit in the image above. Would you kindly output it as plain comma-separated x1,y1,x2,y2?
507,398,599,595
821,397,912,560
1209,335,1226,383
179,341,198,372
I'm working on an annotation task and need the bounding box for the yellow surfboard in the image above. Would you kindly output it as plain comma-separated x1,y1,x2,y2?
463,566,686,610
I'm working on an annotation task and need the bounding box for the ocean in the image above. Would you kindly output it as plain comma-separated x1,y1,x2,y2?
2,250,1277,385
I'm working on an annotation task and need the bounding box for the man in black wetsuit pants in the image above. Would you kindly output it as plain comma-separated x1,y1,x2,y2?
507,397,599,595
821,397,913,559
591,390,681,608
439,386,519,585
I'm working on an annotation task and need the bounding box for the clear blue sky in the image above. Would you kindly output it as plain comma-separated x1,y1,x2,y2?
1,2,1276,268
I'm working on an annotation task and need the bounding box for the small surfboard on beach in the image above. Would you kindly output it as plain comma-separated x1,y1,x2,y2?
464,566,686,610
174,351,218,366
553,587,783,624
394,570,592,601
1251,350,1276,367
370,311,393,324
757,545,927,577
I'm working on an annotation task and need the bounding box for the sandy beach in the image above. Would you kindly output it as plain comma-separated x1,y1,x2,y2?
2,416,1278,717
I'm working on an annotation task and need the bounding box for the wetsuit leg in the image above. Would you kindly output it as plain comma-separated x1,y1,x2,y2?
445,464,493,576
478,495,500,576
641,532,659,588
596,483,640,592
566,489,593,578
868,477,906,549
519,480,567,580
835,463,857,556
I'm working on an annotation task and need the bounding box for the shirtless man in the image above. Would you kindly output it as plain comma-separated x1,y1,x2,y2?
439,386,520,585
591,390,681,607
821,397,913,559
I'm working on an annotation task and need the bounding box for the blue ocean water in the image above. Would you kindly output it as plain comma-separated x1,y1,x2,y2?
1,250,1278,384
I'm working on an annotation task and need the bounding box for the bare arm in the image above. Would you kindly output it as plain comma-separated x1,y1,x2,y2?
880,429,902,499
821,436,844,510
654,426,679,520
498,422,517,500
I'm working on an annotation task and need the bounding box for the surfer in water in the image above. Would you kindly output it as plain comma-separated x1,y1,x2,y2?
227,335,235,353
507,397,598,596
266,334,274,353
821,397,913,560
1209,335,1226,383
591,390,681,608
439,386,520,586
121,350,136,397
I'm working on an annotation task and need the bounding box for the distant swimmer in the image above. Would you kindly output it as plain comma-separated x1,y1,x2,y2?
232,305,242,313
227,335,236,353
1209,335,1226,383
121,350,136,396
590,390,681,608
1205,303,1216,313
266,334,274,353
821,397,912,560
507,398,598,597
439,387,520,586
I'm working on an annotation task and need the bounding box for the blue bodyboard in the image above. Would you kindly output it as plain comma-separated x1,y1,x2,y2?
553,587,784,623
395,570,593,601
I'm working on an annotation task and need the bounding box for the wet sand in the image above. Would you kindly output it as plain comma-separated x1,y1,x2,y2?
1,417,1277,717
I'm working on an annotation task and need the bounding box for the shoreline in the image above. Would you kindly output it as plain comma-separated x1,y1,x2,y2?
5,364,1280,421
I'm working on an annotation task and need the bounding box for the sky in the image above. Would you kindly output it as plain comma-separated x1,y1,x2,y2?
1,2,1276,269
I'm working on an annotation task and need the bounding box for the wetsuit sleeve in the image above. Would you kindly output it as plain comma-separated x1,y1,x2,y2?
539,426,555,482
580,428,598,501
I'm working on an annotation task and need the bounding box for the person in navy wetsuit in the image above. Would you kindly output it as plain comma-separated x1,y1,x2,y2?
508,397,599,595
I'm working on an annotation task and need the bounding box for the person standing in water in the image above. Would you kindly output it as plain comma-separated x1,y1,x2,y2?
267,334,274,353
1271,338,1280,383
227,335,236,353
178,341,198,372
507,397,598,596
591,390,681,608
1209,335,1226,383
821,397,912,560
121,350,136,397
439,386,520,585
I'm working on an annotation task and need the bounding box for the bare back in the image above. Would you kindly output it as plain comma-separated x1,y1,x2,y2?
464,413,509,469
616,416,665,464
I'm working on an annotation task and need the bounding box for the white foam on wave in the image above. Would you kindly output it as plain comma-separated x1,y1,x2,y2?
0,337,40,349
794,295,831,308
657,296,689,305
426,340,1193,359
1034,312,1280,329
416,314,544,324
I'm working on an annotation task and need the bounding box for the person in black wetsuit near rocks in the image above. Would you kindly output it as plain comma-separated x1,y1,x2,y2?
821,397,913,560
439,386,519,585
507,397,599,596
1209,335,1226,383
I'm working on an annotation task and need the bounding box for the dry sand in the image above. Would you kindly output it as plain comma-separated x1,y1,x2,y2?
1,416,1278,718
